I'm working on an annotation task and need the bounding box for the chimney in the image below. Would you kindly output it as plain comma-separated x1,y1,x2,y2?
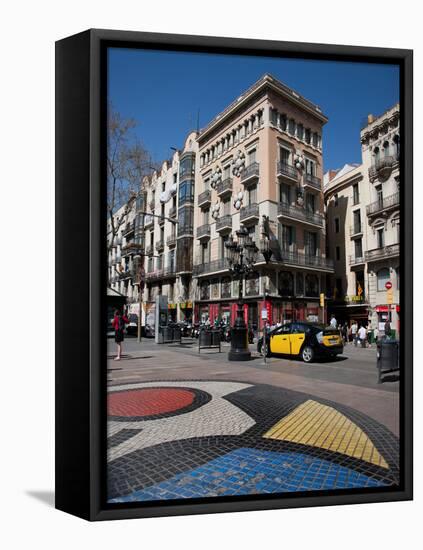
328,169,338,182
367,114,375,124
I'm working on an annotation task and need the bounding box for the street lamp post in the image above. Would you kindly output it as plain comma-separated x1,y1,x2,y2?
225,226,259,361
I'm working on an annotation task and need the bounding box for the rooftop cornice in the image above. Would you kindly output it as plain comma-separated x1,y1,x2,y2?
199,73,328,141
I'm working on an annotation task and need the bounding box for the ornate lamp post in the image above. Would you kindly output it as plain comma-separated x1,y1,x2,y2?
225,225,259,361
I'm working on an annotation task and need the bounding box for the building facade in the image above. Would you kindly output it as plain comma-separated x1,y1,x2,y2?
192,74,333,329
325,104,400,335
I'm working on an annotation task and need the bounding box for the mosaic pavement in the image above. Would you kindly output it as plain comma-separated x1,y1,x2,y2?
107,381,399,503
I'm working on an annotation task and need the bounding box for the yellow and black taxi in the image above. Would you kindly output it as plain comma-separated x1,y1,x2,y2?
257,321,344,363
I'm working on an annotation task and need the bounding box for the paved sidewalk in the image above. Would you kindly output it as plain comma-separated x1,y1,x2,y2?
107,337,400,503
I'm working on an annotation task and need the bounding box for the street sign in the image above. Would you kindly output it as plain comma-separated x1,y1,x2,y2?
385,281,392,290
386,288,393,304
261,308,268,320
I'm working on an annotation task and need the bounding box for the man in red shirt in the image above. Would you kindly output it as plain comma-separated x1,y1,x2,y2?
112,309,129,360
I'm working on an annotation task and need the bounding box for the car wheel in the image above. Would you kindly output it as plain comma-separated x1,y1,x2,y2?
302,345,314,363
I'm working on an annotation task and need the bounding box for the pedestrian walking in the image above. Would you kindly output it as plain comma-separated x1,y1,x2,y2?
112,309,129,361
341,322,348,345
351,320,358,346
330,314,338,329
374,326,379,345
367,324,373,348
358,324,367,348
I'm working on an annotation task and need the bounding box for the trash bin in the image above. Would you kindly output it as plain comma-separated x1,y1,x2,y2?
199,329,212,348
211,329,221,347
377,339,399,383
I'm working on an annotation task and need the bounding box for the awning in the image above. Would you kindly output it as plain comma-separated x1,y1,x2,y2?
375,305,389,312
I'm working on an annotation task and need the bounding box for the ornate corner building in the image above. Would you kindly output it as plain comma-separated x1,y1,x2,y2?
192,74,332,328
324,104,400,335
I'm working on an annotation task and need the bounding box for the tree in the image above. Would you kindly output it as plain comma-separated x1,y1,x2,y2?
107,105,156,254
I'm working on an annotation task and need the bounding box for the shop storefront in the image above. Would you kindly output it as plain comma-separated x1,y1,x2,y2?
179,301,193,322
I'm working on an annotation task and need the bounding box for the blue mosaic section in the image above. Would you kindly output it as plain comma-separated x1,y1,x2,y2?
110,447,388,503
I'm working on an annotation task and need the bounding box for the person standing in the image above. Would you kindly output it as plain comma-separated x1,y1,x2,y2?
341,322,348,345
374,326,379,345
384,319,392,340
367,323,373,348
330,314,338,329
351,320,358,346
112,309,129,361
358,324,367,348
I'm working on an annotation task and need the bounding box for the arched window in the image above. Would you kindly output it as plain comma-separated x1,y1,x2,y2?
374,146,380,163
377,268,390,291
383,140,390,157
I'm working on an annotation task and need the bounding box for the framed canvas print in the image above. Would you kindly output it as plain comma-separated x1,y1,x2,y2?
55,29,413,521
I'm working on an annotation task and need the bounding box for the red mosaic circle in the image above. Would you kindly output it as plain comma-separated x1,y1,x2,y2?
108,388,196,418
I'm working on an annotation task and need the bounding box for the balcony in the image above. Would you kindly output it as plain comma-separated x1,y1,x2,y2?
155,240,164,253
198,189,211,208
178,224,193,237
145,244,154,256
365,243,400,262
216,215,232,233
193,258,231,276
196,223,211,240
366,192,400,217
166,234,177,248
349,255,365,267
158,214,165,226
278,251,334,272
241,162,259,186
144,215,154,228
122,222,135,238
121,242,140,256
216,178,233,197
303,173,322,191
240,203,259,225
118,269,133,280
368,155,399,182
276,161,297,182
277,202,324,228
169,206,177,218
145,268,177,281
350,224,363,238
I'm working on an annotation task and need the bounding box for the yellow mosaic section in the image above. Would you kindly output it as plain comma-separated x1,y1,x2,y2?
263,399,389,469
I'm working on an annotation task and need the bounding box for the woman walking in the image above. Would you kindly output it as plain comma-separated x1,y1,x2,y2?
112,309,129,361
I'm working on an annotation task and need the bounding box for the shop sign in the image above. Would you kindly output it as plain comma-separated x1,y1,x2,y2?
261,308,268,320
386,288,393,304
319,293,325,307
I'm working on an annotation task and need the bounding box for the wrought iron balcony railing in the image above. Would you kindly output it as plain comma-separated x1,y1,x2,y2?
198,189,211,207
369,155,399,181
276,161,297,181
216,215,232,232
304,173,322,190
216,178,233,196
279,251,334,270
365,243,400,262
241,162,259,183
240,203,259,222
193,257,231,276
349,255,365,266
196,223,211,239
366,192,400,216
277,202,324,227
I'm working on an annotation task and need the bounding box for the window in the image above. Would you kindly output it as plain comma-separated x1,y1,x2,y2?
280,114,287,131
393,134,400,159
377,268,390,291
355,238,363,259
278,271,294,297
305,129,311,144
223,197,231,216
305,274,319,297
297,124,304,141
204,177,210,190
280,147,291,165
248,148,256,165
374,146,380,164
288,119,296,135
168,250,175,271
279,183,291,205
178,180,194,205
296,273,304,295
336,278,343,297
375,185,383,208
305,158,315,175
220,234,229,259
305,193,315,213
279,224,295,251
223,164,231,180
247,185,257,205
203,208,209,224
336,246,340,261
201,241,210,263
305,231,318,256
353,183,360,205
312,132,318,147
353,210,361,233
162,181,166,192
270,108,278,125
376,227,385,248
383,140,390,157
334,218,340,233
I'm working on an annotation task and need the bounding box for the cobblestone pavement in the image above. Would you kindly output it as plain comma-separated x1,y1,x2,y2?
107,338,400,503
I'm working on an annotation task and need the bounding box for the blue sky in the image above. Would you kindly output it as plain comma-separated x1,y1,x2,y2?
108,48,399,171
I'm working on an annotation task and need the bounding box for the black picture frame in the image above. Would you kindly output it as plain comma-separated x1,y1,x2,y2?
55,28,413,521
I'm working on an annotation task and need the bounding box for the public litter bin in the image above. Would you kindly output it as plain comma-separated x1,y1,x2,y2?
211,329,221,347
199,329,212,348
377,339,399,383
173,325,181,342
